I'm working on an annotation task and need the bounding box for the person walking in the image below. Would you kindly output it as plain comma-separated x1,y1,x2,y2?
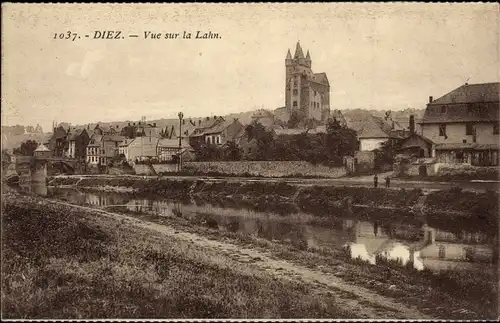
385,176,391,188
373,174,378,188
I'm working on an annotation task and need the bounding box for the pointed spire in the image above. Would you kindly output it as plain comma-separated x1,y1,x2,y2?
306,50,311,61
286,49,292,60
294,42,304,59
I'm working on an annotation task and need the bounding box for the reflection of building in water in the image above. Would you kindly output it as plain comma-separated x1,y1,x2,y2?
343,220,493,272
85,193,126,207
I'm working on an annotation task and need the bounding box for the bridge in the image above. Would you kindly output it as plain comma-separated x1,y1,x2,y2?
14,156,79,184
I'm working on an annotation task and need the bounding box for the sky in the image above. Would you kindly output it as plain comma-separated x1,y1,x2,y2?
2,3,498,131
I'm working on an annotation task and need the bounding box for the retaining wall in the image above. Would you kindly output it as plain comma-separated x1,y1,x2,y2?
182,161,347,178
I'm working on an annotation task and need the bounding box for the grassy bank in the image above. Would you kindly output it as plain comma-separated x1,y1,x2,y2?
108,205,498,320
1,193,357,319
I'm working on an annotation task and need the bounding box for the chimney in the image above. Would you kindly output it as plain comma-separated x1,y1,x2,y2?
199,120,202,125
128,122,131,126
409,115,415,133
213,115,217,120
429,96,433,103
153,122,156,127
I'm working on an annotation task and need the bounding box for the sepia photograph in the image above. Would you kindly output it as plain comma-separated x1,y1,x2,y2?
1,2,499,320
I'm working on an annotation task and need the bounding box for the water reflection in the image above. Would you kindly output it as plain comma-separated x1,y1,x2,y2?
42,186,495,274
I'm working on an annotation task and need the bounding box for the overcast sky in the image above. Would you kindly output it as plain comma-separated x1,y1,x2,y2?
2,3,498,131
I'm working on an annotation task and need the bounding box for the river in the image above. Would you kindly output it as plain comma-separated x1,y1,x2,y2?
23,182,496,276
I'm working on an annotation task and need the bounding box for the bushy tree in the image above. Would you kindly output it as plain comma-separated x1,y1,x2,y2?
287,110,301,129
13,140,39,156
374,139,402,169
224,141,242,161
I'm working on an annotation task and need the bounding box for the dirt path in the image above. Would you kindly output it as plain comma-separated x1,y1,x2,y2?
47,199,432,319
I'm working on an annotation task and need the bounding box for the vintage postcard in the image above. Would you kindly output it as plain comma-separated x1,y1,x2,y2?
1,2,499,320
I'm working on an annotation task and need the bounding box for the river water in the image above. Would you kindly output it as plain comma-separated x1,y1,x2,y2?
23,182,496,276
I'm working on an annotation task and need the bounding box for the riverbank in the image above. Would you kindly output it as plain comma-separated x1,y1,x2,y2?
2,192,497,319
48,176,499,228
2,192,357,319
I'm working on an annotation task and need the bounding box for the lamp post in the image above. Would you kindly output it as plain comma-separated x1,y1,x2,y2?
178,112,184,172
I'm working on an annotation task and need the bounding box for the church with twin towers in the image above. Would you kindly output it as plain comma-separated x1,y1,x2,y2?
284,42,331,122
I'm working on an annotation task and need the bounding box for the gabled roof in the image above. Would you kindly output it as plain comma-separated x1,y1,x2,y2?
312,73,329,86
430,82,499,105
103,134,125,142
421,83,500,124
157,138,190,148
68,128,88,141
358,116,397,139
205,118,240,135
251,109,274,119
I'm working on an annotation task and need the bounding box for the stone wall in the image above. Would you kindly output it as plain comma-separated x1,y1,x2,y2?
133,164,157,176
182,161,347,178
152,163,179,173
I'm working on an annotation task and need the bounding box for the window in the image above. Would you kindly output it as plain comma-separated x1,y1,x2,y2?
494,123,499,135
293,101,298,107
292,89,298,95
466,123,473,135
441,106,446,114
438,124,447,137
438,245,445,259
467,103,473,114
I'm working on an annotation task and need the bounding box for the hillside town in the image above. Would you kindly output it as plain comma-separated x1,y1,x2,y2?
2,3,499,320
3,42,499,180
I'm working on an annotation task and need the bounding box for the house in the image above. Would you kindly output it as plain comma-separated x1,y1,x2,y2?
66,128,90,159
86,134,125,166
357,115,404,152
119,136,159,163
420,82,499,166
157,138,191,162
188,116,245,147
47,126,68,157
398,116,433,158
251,109,275,128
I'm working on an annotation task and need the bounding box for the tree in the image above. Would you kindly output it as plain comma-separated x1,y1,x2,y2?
13,140,39,156
2,149,11,168
223,141,242,161
374,139,402,169
287,110,301,129
325,118,359,164
245,121,275,160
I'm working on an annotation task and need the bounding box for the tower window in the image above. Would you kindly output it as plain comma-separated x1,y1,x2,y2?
293,89,298,96
465,123,473,135
293,101,298,107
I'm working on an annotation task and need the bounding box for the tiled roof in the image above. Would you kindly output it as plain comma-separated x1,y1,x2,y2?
68,129,86,141
311,73,329,86
421,83,500,124
119,138,134,147
358,116,397,139
251,109,274,119
157,138,190,148
430,83,499,105
103,134,125,142
434,143,499,150
205,119,237,135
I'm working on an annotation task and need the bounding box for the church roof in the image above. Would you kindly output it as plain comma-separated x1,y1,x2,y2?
294,42,305,59
286,49,292,60
312,73,329,86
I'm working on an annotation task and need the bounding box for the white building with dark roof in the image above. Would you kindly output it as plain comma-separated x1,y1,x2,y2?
420,82,499,166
